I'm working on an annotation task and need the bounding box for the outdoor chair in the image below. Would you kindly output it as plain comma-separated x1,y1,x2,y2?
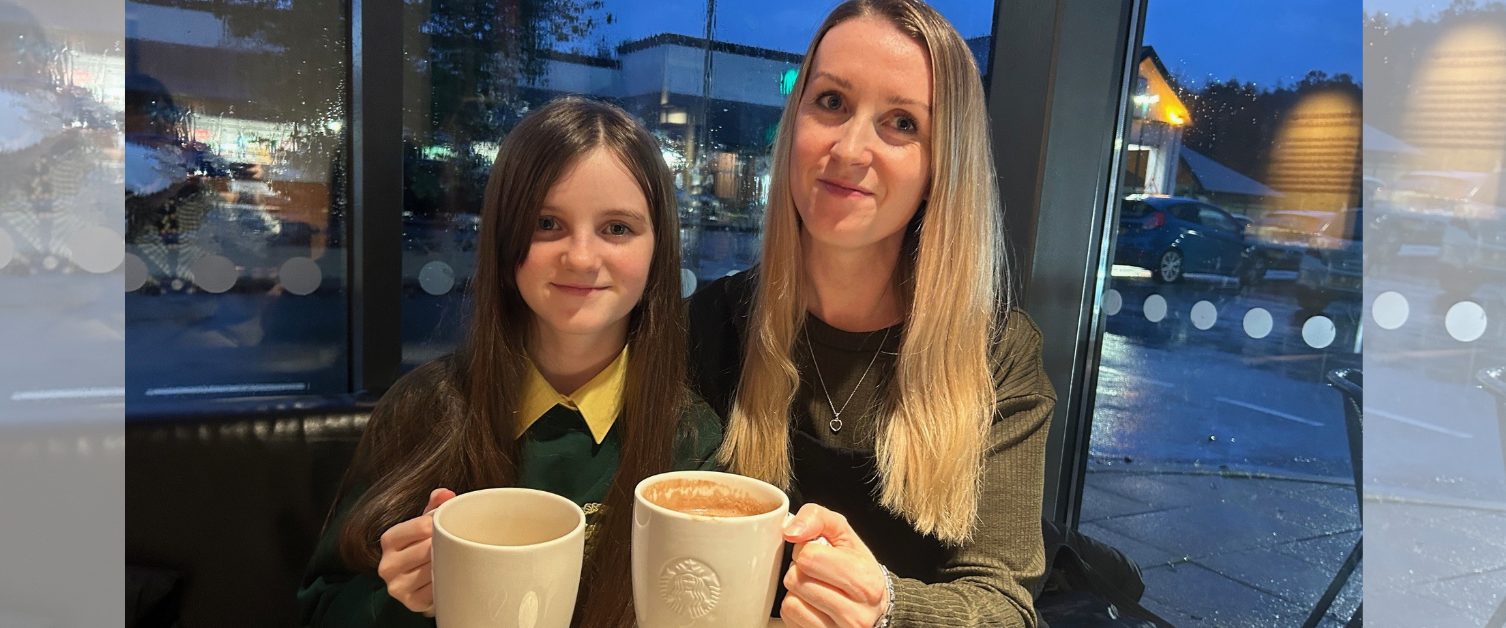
1477,366,1506,628
1301,368,1362,628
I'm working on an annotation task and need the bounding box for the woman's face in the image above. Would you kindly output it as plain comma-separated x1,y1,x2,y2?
791,16,933,252
516,147,656,344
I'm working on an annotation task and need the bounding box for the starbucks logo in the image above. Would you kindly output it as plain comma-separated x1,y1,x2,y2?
517,591,538,628
659,558,721,619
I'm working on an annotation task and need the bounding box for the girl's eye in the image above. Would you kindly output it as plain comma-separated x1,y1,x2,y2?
538,216,560,231
606,223,632,237
816,93,843,111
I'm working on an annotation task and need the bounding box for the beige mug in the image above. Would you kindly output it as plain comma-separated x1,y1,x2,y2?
431,488,586,628
632,470,790,628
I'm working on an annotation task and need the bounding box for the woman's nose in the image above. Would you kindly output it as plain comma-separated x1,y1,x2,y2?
830,117,877,167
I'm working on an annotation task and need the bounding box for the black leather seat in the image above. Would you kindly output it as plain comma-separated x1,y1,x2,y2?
125,407,371,628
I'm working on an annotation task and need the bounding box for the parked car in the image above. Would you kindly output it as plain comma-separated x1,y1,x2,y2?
1243,210,1333,282
1438,202,1506,297
1372,170,1495,258
1115,195,1255,283
1295,207,1363,311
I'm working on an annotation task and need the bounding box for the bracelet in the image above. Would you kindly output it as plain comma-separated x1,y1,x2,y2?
873,564,895,628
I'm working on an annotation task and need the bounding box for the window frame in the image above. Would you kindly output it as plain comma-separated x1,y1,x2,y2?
990,0,1147,527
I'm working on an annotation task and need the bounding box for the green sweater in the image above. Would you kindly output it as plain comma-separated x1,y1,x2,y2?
297,359,723,628
688,270,1056,628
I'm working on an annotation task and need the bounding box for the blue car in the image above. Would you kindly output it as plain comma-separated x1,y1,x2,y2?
1115,195,1254,283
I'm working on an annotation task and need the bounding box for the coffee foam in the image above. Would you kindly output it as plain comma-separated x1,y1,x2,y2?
643,478,780,518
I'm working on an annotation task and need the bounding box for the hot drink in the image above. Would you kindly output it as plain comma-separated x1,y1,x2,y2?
642,477,780,517
633,471,790,628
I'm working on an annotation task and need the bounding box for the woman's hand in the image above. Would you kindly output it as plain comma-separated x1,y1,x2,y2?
376,488,456,616
781,503,891,628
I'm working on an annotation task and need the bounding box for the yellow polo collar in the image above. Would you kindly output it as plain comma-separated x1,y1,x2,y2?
518,346,627,444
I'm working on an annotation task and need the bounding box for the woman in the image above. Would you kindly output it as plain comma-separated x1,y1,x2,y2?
689,2,1055,627
300,97,721,628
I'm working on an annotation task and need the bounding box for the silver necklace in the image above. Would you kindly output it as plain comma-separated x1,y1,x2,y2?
803,324,892,434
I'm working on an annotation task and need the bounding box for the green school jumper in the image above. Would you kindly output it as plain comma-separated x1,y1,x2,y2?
297,356,722,628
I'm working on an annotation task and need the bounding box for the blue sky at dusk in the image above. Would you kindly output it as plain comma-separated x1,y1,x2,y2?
590,0,1361,88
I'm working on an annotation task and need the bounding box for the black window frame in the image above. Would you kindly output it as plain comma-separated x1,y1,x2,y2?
991,0,1147,527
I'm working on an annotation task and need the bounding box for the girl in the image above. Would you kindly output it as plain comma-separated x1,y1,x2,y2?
300,97,721,628
689,2,1054,627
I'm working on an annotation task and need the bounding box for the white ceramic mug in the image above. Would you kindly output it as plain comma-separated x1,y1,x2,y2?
632,470,790,628
431,488,586,628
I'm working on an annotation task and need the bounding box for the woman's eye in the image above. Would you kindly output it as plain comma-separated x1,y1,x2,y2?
817,93,843,111
606,223,633,237
538,217,560,231
894,116,918,133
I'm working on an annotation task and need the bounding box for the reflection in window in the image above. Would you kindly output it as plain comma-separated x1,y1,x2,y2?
1366,4,1506,625
124,0,350,409
0,5,125,422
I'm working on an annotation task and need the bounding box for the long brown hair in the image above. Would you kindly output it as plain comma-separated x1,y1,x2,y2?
716,0,1008,544
337,96,686,627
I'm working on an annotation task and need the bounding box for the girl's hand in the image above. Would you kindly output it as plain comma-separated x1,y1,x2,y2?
376,488,456,616
780,503,891,628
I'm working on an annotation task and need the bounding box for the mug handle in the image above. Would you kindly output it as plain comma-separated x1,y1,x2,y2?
422,510,438,617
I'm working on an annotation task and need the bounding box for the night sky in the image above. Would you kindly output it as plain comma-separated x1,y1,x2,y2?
594,0,1362,89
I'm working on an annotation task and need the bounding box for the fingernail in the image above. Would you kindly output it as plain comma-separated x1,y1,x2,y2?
786,522,806,535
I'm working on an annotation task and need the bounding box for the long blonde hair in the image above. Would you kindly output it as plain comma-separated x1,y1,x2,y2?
717,0,1007,544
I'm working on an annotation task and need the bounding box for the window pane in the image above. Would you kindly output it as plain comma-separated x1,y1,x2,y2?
0,9,125,425
399,0,998,369
124,0,350,411
1366,1,1506,623
1086,2,1363,624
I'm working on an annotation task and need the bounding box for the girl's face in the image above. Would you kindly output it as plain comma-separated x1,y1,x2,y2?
516,147,656,344
790,16,933,252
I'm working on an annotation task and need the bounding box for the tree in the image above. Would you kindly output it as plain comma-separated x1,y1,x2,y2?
1178,71,1361,189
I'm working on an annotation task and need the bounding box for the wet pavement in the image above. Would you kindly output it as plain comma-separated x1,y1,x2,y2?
1082,469,1362,628
1365,500,1506,627
1362,259,1506,628
1087,256,1506,627
1086,271,1369,626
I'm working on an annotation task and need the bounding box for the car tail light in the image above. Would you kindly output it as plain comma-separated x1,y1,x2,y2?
1144,211,1165,230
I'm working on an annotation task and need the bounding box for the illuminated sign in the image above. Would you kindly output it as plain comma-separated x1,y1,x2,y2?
779,68,799,95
